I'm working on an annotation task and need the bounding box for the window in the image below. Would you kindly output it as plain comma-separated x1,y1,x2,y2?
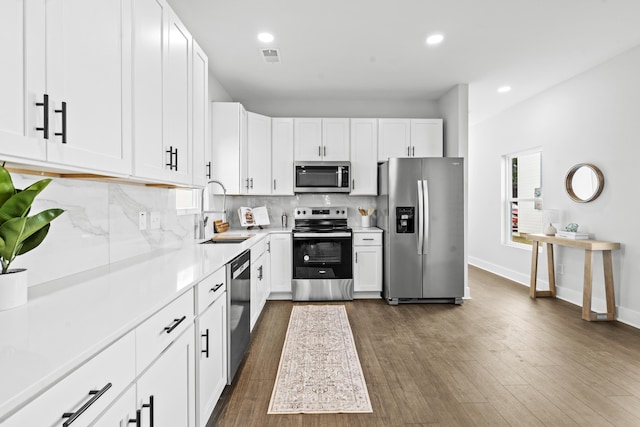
175,188,199,214
504,150,543,246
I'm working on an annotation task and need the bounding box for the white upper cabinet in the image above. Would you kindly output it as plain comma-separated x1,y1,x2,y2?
377,119,411,160
192,40,210,187
132,0,193,185
411,118,443,157
245,112,272,194
211,102,246,195
378,118,443,161
0,0,46,160
1,0,132,174
271,118,294,195
350,119,378,195
294,118,349,161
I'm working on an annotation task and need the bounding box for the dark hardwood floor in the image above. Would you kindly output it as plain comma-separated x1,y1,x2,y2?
208,266,640,426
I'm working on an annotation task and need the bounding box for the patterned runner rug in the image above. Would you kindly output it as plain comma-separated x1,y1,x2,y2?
267,305,373,414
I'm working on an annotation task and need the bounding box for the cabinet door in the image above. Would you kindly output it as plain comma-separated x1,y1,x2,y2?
271,118,294,195
0,0,46,160
293,118,322,161
196,295,227,427
354,245,382,292
350,119,378,195
45,0,131,174
136,325,195,427
211,102,244,194
246,112,272,195
91,386,137,427
269,234,292,295
163,8,192,184
322,118,350,161
192,40,209,187
411,119,443,157
378,119,410,161
132,0,168,181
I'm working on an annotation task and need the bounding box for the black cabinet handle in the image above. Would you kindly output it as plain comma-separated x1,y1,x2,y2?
128,409,142,427
210,282,224,293
61,383,112,426
324,146,326,157
258,265,263,280
352,179,355,190
54,101,67,144
163,316,186,334
273,179,276,190
412,146,415,156
206,161,212,178
249,178,253,189
174,148,178,171
165,146,173,169
407,146,410,156
318,146,321,157
143,395,154,427
201,329,210,358
355,252,358,263
35,94,49,139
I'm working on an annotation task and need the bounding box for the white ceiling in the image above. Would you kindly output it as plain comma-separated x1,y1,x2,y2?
168,0,640,124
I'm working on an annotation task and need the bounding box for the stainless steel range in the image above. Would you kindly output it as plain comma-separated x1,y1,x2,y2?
292,207,353,301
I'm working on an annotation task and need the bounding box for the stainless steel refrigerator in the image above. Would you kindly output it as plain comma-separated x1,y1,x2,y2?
377,157,464,304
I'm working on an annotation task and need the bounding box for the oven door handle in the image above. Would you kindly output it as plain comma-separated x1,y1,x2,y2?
293,232,352,238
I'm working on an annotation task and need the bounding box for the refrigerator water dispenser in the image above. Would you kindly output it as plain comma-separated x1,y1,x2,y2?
396,207,415,233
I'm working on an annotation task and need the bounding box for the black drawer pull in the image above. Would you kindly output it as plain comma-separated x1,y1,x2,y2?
202,329,210,358
362,238,374,241
35,93,49,139
54,101,67,144
163,316,186,334
209,282,224,293
61,382,112,426
128,409,142,427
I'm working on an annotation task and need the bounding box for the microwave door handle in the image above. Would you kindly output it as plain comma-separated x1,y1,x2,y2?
423,180,429,254
417,180,424,255
337,167,342,188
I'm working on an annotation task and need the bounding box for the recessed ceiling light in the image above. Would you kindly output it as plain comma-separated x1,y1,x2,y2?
257,32,274,43
426,34,444,45
497,86,512,93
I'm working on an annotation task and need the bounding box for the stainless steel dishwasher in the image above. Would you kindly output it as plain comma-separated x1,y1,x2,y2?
227,249,250,384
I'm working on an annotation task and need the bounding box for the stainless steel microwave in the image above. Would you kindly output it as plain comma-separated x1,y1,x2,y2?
294,162,350,193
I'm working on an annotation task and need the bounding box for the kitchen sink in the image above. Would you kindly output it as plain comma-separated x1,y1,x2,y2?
200,236,252,244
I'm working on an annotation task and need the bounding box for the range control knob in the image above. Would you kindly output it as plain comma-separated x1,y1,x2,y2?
336,210,340,214
303,210,307,215
296,210,300,215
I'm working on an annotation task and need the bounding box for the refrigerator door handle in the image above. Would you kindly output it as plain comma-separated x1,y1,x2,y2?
423,180,430,254
417,180,424,254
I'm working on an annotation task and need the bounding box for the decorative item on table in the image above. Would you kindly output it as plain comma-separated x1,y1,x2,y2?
555,223,589,239
542,209,560,236
358,207,375,228
0,165,64,311
238,206,270,230
213,220,229,233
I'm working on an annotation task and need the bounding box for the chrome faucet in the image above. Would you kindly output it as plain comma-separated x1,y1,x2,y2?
196,180,227,239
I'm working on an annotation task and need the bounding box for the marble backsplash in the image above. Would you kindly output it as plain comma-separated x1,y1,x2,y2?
10,174,194,288
209,194,378,230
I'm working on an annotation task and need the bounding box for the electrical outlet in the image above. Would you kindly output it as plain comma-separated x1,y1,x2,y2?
138,211,147,230
558,264,564,275
150,212,161,230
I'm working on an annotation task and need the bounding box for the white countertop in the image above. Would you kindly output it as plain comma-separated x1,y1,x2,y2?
0,228,289,420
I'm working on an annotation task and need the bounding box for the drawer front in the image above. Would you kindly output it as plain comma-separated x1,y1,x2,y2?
5,332,135,427
196,267,227,314
136,289,194,373
354,232,382,246
250,237,267,263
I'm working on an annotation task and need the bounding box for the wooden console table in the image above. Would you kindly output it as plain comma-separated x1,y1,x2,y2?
528,234,620,321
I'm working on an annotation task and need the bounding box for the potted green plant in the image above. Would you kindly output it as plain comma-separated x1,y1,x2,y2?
0,165,64,310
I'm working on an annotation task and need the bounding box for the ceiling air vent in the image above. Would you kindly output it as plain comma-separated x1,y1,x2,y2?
260,48,281,64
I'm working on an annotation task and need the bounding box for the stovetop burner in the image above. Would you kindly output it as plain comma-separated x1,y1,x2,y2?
293,207,351,233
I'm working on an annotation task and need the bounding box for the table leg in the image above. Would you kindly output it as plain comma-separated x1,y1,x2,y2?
546,243,556,297
582,249,593,321
603,250,616,320
530,241,539,298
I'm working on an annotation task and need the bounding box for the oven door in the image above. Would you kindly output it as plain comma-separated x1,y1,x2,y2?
292,232,353,301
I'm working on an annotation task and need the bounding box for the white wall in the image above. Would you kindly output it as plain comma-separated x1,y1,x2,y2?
469,45,640,327
209,70,233,102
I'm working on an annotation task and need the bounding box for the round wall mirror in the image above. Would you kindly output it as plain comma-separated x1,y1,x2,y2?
565,163,604,203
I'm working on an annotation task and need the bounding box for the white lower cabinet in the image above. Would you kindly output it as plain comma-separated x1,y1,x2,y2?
91,386,136,426
269,233,292,297
195,268,227,427
135,325,195,427
250,239,267,332
5,332,136,427
353,232,383,295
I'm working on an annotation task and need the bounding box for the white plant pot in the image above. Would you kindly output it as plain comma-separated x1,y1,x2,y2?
0,269,28,311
